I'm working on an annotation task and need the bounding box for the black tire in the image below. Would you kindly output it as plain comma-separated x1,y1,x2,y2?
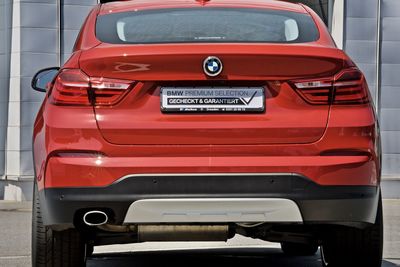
32,182,87,267
280,242,319,256
321,195,383,267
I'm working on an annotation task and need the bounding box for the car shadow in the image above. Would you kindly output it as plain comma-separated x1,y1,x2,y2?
87,247,400,267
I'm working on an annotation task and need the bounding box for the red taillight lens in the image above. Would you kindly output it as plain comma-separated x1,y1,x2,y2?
333,68,369,104
90,77,132,105
293,79,333,104
292,68,370,105
50,69,91,105
49,69,133,106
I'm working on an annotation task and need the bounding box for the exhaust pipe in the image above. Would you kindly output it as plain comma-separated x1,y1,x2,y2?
83,211,108,226
93,222,232,242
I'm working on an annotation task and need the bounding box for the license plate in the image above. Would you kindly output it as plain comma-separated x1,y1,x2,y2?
160,87,265,113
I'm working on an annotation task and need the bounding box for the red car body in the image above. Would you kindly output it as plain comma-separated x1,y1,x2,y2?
34,1,380,190
31,1,382,266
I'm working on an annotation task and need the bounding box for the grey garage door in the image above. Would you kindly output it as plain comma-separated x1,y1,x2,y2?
344,0,400,178
380,0,400,177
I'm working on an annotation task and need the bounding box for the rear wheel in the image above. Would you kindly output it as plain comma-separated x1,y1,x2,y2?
320,195,383,267
32,182,87,267
280,242,318,256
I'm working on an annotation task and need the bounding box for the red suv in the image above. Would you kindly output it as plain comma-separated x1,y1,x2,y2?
31,1,383,266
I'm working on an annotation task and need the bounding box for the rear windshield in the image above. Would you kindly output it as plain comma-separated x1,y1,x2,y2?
96,8,319,44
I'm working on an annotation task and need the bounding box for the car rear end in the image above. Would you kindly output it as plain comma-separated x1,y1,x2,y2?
32,1,383,267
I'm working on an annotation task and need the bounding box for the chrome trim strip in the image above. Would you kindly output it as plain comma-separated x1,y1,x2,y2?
112,172,299,185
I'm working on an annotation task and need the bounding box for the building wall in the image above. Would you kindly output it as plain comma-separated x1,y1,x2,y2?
380,0,400,178
0,0,12,178
61,0,98,63
344,0,400,188
344,0,379,104
1,0,96,199
3,0,96,182
11,0,59,178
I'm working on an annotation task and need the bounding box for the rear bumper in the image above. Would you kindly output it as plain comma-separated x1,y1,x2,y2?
39,173,380,228
44,154,377,188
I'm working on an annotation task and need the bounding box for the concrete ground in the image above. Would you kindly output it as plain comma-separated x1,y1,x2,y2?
0,200,399,267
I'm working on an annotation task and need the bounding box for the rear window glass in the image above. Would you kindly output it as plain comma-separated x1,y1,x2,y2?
96,8,319,44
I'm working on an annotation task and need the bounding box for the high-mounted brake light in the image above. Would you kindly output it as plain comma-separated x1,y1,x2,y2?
49,69,133,106
292,68,370,105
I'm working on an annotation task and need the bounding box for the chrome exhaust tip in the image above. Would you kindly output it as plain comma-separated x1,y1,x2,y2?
83,210,108,226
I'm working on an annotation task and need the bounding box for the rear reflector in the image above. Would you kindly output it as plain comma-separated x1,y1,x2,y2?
292,68,370,105
49,69,133,106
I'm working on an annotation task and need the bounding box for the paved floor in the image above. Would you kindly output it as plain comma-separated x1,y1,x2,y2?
0,200,399,267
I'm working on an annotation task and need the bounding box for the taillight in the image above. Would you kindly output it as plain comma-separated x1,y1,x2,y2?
333,69,369,104
292,68,370,105
50,69,91,105
49,69,133,106
293,78,332,104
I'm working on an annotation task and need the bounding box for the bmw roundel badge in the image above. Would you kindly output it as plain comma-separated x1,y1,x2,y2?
203,56,223,77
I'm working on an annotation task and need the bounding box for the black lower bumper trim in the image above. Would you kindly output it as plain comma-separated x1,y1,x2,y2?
39,173,379,227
